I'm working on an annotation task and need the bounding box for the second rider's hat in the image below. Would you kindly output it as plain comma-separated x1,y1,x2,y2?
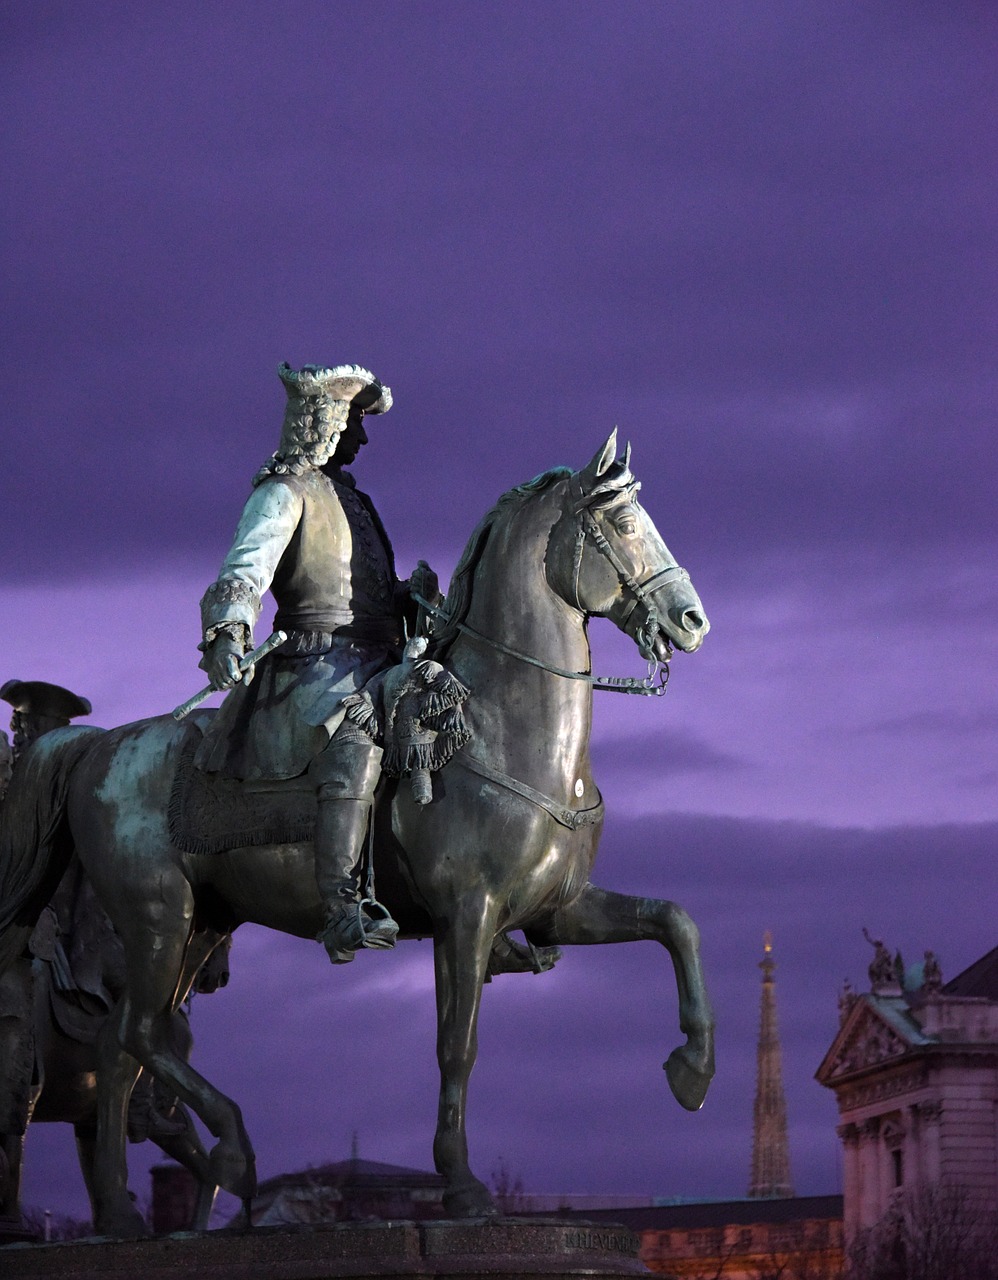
0,680,92,720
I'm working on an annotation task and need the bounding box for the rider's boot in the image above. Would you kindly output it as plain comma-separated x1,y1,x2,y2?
309,733,399,965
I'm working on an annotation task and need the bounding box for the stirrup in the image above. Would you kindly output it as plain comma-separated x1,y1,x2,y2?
485,931,562,981
319,898,399,964
356,897,399,949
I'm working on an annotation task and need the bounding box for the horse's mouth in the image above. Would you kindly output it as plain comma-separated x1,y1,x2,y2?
657,615,709,656
622,595,709,661
649,632,674,663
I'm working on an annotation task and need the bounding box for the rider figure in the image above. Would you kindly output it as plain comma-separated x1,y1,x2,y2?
197,363,438,964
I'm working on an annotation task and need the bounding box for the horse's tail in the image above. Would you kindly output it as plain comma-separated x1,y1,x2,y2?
0,725,104,978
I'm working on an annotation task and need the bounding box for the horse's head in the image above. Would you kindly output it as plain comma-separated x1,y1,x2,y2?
548,430,709,659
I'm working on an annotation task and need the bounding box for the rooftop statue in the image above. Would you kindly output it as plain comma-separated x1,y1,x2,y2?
0,364,715,1238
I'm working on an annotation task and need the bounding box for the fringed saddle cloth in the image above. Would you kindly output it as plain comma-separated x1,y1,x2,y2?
342,640,471,806
169,725,317,856
169,650,473,853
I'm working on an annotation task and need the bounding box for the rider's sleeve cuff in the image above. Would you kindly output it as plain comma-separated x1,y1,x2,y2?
198,621,251,653
199,579,261,649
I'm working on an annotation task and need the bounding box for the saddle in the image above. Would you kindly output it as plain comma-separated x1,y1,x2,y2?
171,644,472,856
168,724,317,856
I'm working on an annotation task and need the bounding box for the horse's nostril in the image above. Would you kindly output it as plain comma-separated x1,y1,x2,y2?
683,610,705,632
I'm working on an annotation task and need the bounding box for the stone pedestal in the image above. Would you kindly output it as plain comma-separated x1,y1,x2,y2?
0,1217,650,1279
0,1218,39,1246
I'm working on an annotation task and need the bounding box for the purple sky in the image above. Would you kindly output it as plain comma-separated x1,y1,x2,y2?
3,2,997,1225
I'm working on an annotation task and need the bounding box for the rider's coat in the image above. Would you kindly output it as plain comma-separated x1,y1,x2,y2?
195,466,404,780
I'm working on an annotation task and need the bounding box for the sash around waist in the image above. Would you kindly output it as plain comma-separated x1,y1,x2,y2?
274,611,402,653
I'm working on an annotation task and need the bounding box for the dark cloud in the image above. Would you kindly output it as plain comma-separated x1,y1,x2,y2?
855,708,998,738
592,733,751,780
2,2,996,581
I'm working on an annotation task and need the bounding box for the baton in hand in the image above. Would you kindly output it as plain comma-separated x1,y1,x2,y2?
172,630,288,721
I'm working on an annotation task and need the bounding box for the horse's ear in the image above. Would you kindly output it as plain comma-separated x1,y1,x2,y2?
579,429,618,490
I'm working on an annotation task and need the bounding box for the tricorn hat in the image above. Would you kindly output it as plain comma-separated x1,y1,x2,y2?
0,680,92,720
277,363,392,415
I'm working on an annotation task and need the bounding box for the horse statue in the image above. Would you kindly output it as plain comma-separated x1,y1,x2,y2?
0,431,714,1238
0,854,228,1235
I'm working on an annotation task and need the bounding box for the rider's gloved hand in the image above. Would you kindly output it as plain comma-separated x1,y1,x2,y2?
410,560,441,605
202,635,249,690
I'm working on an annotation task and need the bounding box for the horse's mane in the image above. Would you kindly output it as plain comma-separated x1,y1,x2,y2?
430,467,572,654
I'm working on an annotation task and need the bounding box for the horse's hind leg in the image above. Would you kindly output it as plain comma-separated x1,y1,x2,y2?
73,1118,102,1230
92,1023,147,1236
536,883,715,1111
0,1132,27,1227
153,1107,216,1230
94,875,254,1235
432,898,500,1218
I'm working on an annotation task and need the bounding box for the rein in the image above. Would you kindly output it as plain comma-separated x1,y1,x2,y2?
436,605,670,697
411,473,693,697
413,534,676,697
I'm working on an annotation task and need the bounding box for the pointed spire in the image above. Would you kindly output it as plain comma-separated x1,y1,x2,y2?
350,1130,359,1163
748,931,795,1198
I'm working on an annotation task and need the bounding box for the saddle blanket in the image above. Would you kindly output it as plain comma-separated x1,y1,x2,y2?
168,725,316,856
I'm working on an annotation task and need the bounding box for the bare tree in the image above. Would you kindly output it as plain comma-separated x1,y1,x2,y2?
846,1183,998,1280
489,1157,533,1215
684,1239,741,1279
744,1220,843,1280
21,1206,92,1241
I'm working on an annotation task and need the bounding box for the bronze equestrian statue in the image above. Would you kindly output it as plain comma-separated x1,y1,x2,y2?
0,683,225,1235
0,363,715,1239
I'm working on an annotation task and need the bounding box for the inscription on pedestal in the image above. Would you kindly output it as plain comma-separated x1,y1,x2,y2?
563,1227,641,1253
0,1217,652,1279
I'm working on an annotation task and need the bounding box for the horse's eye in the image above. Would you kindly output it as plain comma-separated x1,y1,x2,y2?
615,517,637,536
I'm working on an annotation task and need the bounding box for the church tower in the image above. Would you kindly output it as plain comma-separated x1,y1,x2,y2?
749,931,795,1198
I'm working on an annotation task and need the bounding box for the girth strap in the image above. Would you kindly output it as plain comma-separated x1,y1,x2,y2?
454,753,604,830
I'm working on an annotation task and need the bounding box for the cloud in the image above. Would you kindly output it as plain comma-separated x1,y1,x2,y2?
2,3,996,579
855,708,998,739
592,734,751,780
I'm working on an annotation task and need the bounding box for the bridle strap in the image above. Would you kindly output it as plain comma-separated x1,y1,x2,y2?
454,752,605,830
412,593,668,695
578,505,689,626
408,474,689,699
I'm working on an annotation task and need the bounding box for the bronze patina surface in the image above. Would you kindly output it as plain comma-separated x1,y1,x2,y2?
0,373,714,1240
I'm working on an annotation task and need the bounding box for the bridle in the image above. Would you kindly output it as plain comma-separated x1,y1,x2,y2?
414,480,690,698
571,494,690,665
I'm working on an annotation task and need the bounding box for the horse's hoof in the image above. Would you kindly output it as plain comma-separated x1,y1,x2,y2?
209,1144,257,1200
95,1203,150,1240
217,1197,254,1233
664,1045,713,1112
442,1181,500,1219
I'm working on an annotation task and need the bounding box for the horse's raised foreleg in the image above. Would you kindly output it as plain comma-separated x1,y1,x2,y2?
537,883,715,1111
433,898,500,1218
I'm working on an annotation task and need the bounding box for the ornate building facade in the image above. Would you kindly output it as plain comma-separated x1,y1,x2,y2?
567,1197,843,1278
816,939,998,1239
